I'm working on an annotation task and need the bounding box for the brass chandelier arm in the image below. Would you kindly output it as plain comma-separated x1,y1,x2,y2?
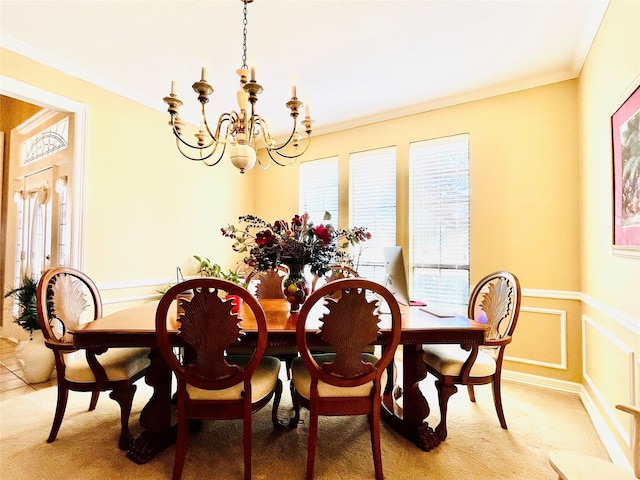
174,138,226,166
265,136,312,165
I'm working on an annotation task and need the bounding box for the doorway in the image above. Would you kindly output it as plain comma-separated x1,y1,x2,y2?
0,76,87,340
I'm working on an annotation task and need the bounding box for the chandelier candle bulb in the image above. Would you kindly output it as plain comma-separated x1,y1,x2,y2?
292,84,297,99
201,67,207,81
171,81,176,95
250,66,255,82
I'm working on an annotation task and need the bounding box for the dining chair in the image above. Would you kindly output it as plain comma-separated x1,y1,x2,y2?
246,265,289,299
155,277,284,480
241,265,298,378
289,278,402,480
35,267,151,450
422,270,521,440
548,403,640,479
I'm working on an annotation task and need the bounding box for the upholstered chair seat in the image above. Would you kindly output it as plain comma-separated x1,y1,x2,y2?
291,353,386,398
185,355,281,401
422,344,496,377
64,348,150,383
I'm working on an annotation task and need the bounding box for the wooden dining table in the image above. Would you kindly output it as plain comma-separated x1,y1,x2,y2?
71,297,486,463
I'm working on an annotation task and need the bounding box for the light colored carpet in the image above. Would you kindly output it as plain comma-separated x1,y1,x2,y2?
0,376,609,480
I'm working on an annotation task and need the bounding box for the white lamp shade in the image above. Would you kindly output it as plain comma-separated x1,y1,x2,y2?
230,143,257,173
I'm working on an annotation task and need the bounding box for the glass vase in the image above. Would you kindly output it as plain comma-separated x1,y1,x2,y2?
282,261,310,313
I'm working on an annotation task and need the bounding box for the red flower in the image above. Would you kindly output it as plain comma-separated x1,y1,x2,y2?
313,224,331,244
255,230,275,246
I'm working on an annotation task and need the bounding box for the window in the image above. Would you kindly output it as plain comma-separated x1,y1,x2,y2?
299,157,339,225
21,117,69,166
410,134,470,312
350,147,396,283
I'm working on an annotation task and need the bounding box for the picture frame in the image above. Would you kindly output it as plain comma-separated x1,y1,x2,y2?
611,74,640,258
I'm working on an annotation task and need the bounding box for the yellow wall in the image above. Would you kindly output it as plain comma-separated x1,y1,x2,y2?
577,0,640,464
579,0,640,317
257,81,581,290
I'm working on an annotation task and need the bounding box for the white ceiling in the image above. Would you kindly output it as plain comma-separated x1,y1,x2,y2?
0,0,609,137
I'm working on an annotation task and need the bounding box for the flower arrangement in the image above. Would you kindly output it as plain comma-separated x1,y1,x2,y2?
221,212,371,277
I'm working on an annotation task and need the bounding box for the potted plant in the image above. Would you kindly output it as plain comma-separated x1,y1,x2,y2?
193,256,248,312
4,274,55,383
4,275,39,334
193,256,248,287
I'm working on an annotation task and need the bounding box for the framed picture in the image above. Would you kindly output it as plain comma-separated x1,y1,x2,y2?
611,74,640,258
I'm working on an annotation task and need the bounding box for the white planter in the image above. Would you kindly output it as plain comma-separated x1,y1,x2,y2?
15,330,55,384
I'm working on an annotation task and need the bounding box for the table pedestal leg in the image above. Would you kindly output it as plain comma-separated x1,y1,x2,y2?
381,344,442,451
126,348,176,464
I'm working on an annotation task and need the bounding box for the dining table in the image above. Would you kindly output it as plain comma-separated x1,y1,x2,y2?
71,297,486,464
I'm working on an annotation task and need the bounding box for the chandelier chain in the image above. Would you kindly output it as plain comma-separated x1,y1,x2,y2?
241,1,248,70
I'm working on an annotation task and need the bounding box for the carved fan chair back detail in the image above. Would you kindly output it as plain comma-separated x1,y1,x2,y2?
155,278,284,480
35,267,151,450
422,270,521,441
289,278,402,480
247,265,289,299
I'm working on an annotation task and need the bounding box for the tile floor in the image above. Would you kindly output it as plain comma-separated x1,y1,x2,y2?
0,338,56,401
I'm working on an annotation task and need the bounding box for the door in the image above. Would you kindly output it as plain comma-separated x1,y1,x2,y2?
6,110,72,288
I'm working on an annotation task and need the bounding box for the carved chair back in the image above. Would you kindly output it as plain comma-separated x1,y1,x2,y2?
297,278,401,391
155,277,268,394
36,267,102,357
247,266,289,299
468,271,521,355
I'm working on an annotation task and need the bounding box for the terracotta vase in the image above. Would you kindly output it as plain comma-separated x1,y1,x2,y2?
15,330,55,384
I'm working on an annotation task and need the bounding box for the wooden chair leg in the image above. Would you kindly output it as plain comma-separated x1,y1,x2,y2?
271,379,285,430
467,384,476,402
48,382,69,443
172,403,189,480
243,409,252,480
289,382,301,428
491,378,508,429
88,389,100,411
370,405,384,480
434,379,457,441
306,408,319,480
285,355,295,380
109,384,136,450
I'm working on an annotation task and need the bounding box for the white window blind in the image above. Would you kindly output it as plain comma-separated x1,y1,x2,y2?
410,134,469,312
299,157,339,226
350,147,396,283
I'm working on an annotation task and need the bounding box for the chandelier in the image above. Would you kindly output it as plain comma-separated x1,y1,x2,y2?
162,0,313,173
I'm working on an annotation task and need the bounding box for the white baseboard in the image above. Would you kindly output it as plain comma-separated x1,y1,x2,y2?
503,369,581,394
